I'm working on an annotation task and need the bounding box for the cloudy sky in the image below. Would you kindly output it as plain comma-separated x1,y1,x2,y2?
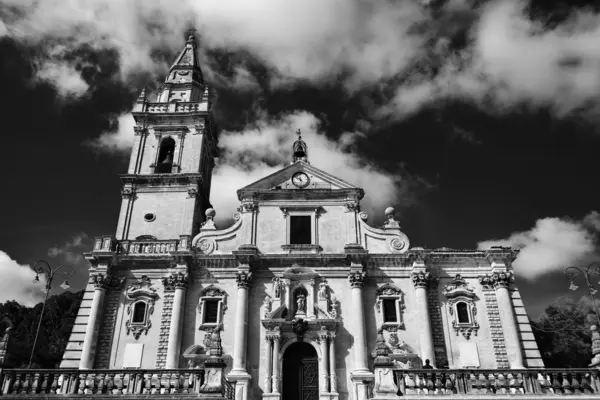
1,0,600,316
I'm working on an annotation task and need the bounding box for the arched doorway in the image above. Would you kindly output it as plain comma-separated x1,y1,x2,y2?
282,342,318,400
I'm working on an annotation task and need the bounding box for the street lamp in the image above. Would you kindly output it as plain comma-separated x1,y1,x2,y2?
565,262,600,324
28,260,74,369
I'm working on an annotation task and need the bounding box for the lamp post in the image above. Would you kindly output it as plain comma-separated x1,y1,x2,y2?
28,260,74,369
565,262,600,323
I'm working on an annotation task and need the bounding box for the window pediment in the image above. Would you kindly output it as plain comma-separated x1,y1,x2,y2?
375,283,405,331
197,285,227,331
443,275,479,339
124,276,158,339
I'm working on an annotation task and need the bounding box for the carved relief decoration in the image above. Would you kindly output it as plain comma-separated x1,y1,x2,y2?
444,274,479,339
124,276,158,339
375,283,405,331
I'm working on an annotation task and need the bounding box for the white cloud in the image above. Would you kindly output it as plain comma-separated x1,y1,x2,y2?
47,232,90,265
87,114,135,153
478,212,600,280
0,251,45,307
36,60,88,98
210,111,405,223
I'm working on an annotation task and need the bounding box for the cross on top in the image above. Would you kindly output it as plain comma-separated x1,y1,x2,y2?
296,129,302,139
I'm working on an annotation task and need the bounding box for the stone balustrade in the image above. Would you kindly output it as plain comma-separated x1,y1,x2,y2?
144,102,201,113
0,369,238,398
120,240,179,255
389,369,600,397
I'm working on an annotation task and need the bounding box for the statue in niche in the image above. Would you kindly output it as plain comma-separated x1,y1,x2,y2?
296,294,306,314
318,281,328,301
272,277,283,299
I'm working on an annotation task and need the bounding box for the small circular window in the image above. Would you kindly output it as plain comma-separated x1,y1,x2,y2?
144,213,156,222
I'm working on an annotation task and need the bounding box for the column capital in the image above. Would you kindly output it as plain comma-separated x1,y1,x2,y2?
162,272,188,291
236,271,253,288
90,273,122,290
479,272,513,289
348,271,366,288
317,326,330,342
411,271,430,288
266,329,281,343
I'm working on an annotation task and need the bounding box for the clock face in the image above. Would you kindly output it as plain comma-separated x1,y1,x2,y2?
291,172,310,188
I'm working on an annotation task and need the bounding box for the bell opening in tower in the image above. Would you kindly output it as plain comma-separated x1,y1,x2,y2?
155,137,175,173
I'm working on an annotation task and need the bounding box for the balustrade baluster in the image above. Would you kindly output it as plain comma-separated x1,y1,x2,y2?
497,373,508,394
404,372,415,394
22,372,33,395
561,372,573,394
434,373,443,394
31,372,41,394
581,373,594,394
49,373,59,394
106,373,115,394
150,372,160,394
591,371,600,393
96,373,105,394
40,372,49,394
551,372,562,394
425,372,434,393
115,373,124,394
571,373,582,394
11,372,21,394
77,372,87,394
417,372,425,394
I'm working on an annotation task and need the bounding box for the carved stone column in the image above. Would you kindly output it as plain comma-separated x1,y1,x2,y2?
271,332,281,394
163,272,188,369
348,271,369,373
231,270,252,374
412,270,435,368
80,273,117,369
329,333,338,393
264,335,273,393
318,328,330,393
483,272,525,369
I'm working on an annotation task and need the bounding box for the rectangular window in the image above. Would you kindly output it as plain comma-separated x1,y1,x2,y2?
382,299,397,323
204,300,219,324
290,215,312,244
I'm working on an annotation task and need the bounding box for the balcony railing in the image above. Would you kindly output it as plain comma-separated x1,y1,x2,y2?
392,369,600,396
0,369,226,397
120,240,179,256
145,102,203,113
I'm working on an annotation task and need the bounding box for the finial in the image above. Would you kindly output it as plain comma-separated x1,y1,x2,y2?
187,28,197,45
292,128,308,163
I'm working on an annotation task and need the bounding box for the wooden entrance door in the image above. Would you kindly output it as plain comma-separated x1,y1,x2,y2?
283,342,318,400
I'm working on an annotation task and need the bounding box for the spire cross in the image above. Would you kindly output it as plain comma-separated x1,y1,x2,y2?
296,129,302,139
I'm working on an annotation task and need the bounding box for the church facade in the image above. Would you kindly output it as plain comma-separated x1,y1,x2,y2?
59,35,544,400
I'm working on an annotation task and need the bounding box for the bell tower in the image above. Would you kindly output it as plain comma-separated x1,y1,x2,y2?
116,33,218,240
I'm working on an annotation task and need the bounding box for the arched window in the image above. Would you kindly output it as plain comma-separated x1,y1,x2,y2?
456,302,470,324
132,302,147,324
155,137,175,173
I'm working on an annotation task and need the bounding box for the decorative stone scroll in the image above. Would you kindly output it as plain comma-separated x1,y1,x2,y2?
125,276,158,339
444,274,479,339
375,283,405,331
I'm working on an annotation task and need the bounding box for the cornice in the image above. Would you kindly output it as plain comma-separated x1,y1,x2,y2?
237,188,364,202
119,173,203,186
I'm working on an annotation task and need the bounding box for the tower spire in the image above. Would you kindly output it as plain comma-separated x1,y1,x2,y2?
292,129,308,163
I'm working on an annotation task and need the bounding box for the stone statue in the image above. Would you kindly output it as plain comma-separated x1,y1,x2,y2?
272,277,282,299
296,294,306,314
318,281,328,301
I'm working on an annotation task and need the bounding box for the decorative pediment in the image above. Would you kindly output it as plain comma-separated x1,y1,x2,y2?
236,161,364,200
443,274,476,299
200,285,227,298
125,276,158,301
376,283,403,297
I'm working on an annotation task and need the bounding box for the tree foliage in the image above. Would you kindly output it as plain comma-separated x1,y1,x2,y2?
0,290,83,368
532,296,596,368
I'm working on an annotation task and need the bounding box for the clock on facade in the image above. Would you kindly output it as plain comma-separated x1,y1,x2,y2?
291,172,310,188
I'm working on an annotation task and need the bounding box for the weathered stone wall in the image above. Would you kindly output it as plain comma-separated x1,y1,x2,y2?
482,288,510,369
155,291,174,368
